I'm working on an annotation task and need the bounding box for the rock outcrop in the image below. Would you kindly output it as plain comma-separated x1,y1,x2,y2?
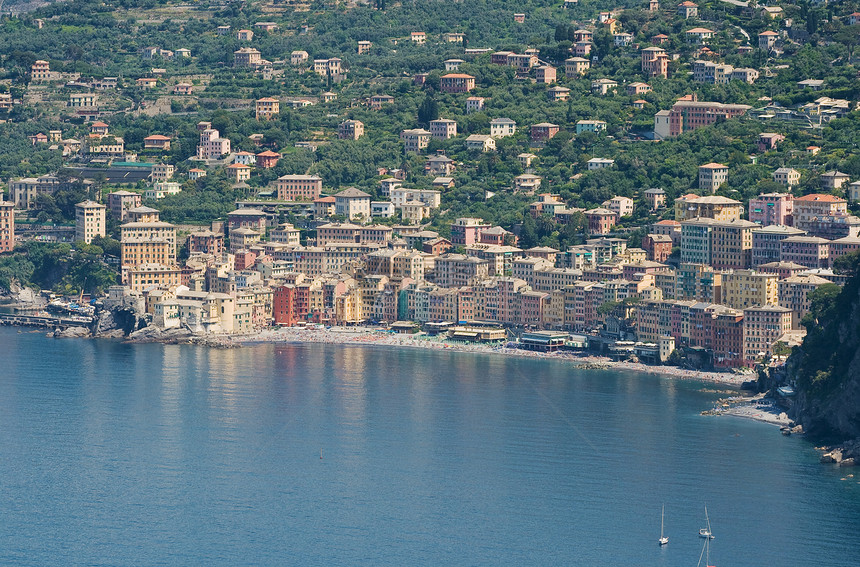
787,263,860,443
128,325,193,343
53,326,91,338
820,441,860,466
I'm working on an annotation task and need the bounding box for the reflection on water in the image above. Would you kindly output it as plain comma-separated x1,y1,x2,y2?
0,329,857,566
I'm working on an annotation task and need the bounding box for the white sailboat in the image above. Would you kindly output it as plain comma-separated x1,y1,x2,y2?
696,528,716,567
658,504,668,546
698,505,715,540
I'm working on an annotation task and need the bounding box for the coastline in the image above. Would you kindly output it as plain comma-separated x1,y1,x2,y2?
235,326,751,387
12,319,782,424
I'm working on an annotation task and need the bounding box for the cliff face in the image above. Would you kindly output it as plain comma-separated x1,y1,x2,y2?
788,274,860,441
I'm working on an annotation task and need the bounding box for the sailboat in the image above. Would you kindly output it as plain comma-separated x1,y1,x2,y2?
698,505,715,540
696,528,716,567
658,504,668,546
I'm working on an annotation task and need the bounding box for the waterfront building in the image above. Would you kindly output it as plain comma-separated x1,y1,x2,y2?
743,305,792,365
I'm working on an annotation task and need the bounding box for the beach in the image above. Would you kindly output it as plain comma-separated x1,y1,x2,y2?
237,326,751,387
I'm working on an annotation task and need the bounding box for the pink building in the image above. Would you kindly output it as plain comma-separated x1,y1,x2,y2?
641,47,668,78
535,66,556,84
748,192,793,227
585,208,617,235
439,73,476,93
451,217,490,246
659,95,751,138
107,190,142,221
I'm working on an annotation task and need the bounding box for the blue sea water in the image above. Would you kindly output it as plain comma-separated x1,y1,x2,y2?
0,327,857,566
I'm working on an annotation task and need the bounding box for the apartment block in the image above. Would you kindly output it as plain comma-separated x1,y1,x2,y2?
275,175,323,201
748,193,793,227
743,306,792,365
75,200,106,244
721,270,778,309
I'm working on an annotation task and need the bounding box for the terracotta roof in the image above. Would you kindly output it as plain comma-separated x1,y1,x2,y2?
795,194,845,202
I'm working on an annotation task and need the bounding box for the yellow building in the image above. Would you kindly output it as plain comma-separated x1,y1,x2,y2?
75,200,106,244
255,97,280,120
720,270,778,310
121,217,178,288
401,200,430,224
674,194,743,221
126,263,182,293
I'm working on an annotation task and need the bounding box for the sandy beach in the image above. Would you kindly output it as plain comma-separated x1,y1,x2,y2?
712,396,792,427
236,326,752,387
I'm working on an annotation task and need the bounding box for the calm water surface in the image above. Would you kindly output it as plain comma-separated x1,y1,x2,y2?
0,327,857,566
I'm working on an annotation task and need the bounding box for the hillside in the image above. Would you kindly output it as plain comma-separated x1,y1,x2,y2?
788,253,860,442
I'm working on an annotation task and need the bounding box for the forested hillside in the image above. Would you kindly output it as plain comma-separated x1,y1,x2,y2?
1,0,860,246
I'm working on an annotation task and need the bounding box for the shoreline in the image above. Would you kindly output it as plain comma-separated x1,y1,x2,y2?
235,327,752,387
13,321,787,426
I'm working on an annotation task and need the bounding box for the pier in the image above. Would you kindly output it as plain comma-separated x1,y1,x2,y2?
0,313,93,329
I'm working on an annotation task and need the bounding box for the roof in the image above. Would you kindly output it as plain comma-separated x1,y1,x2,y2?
228,208,266,216
782,235,830,244
127,206,160,214
699,162,728,169
278,174,322,180
759,31,779,36
335,187,371,198
441,73,475,79
121,221,176,229
686,28,714,33
781,274,832,285
795,193,846,202
144,135,171,140
752,225,805,234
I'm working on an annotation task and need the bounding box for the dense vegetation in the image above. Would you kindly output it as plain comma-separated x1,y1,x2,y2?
790,251,860,439
2,0,860,244
0,241,117,295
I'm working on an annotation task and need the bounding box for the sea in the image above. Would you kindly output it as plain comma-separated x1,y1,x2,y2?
0,326,857,566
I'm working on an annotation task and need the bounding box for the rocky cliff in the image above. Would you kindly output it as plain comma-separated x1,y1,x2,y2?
787,270,860,442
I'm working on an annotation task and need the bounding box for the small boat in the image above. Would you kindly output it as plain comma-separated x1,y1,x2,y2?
658,504,668,546
699,505,715,540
